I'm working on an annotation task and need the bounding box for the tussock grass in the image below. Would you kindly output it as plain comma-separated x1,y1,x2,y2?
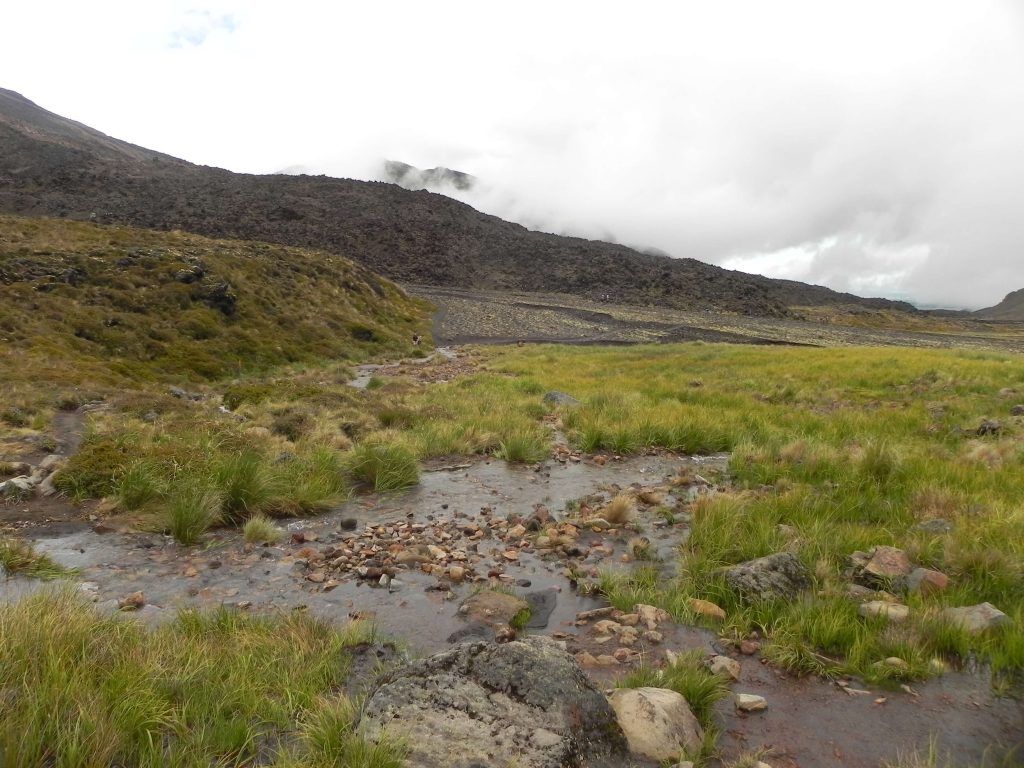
600,493,636,526
434,343,1024,682
0,589,403,767
0,538,70,579
165,480,223,545
345,440,420,491
243,514,283,544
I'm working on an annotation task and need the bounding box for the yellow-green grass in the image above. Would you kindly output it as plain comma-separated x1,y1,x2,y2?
0,589,404,767
371,343,1024,683
70,421,347,543
0,537,72,579
0,214,430,437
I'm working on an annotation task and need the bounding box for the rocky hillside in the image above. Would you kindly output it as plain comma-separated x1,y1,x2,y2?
0,214,428,387
0,88,916,318
977,288,1024,321
381,160,476,191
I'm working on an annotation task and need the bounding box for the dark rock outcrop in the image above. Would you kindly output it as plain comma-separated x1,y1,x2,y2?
358,636,628,768
724,552,811,602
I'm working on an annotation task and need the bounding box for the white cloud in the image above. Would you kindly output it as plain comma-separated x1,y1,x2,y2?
2,0,1022,308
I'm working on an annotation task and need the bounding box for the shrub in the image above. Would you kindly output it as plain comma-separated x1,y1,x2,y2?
222,383,274,411
272,408,312,442
53,435,134,499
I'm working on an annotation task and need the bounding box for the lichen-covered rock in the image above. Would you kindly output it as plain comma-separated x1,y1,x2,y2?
724,552,811,602
358,636,628,768
608,687,703,761
943,602,1009,633
543,391,581,407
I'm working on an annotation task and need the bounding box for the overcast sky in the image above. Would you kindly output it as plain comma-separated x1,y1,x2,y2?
4,1,1023,309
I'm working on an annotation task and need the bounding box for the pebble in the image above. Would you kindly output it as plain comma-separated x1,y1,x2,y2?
735,693,768,712
708,655,741,680
118,591,145,611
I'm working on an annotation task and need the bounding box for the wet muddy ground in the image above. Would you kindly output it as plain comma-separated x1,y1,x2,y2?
3,450,1021,767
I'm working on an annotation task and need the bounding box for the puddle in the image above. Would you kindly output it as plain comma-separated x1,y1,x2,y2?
3,452,723,655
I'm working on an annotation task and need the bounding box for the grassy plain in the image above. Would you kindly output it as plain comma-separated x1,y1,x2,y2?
34,341,1024,689
369,343,1024,686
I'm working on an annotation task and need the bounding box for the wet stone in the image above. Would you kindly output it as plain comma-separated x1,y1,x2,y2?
735,693,768,712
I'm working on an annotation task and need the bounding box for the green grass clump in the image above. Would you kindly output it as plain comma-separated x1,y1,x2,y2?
114,460,166,510
243,514,283,544
0,589,404,767
344,441,420,491
165,480,223,545
495,431,549,463
0,538,70,579
214,450,281,521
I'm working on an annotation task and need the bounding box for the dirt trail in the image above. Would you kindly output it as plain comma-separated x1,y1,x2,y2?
0,407,95,531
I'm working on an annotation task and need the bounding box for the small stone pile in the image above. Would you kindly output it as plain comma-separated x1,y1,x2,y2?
846,545,1008,631
571,603,671,668
0,454,65,499
288,480,693,592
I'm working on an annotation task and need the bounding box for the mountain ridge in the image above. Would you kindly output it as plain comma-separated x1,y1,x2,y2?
0,88,919,318
977,288,1024,321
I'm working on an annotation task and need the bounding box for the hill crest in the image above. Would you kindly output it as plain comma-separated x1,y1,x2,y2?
0,87,917,318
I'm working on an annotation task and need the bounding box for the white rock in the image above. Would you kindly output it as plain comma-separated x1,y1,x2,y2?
635,603,671,630
858,600,909,623
735,693,768,712
608,686,704,761
708,655,741,681
39,454,64,471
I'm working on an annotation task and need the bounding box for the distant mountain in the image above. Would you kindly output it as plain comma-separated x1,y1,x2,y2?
381,160,476,192
976,288,1024,321
0,88,917,318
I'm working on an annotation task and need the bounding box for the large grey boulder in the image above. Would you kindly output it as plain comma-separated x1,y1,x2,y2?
608,687,703,762
724,552,811,602
358,636,628,768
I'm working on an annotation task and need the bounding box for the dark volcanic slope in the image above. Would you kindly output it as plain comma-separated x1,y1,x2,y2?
0,88,915,317
977,288,1024,321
